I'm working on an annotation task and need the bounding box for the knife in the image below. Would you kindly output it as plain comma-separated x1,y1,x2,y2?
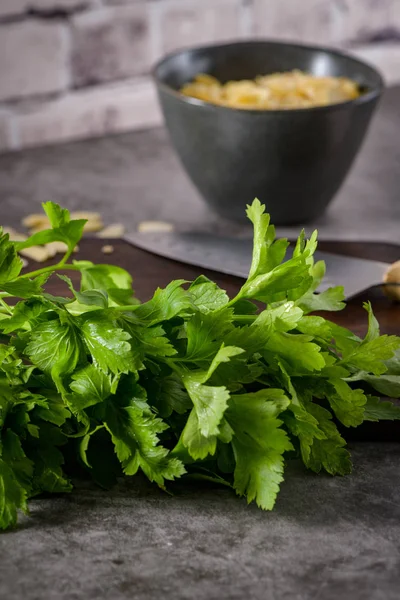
124,231,397,299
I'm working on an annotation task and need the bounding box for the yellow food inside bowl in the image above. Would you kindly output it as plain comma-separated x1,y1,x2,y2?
180,71,360,109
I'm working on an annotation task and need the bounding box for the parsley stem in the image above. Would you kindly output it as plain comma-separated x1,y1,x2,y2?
0,297,12,314
185,473,233,488
233,315,256,323
19,263,80,280
110,305,139,312
58,247,75,268
164,358,181,373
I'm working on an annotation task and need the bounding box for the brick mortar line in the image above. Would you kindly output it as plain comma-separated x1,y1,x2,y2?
8,115,20,151
0,5,89,25
0,72,154,110
240,0,254,37
0,74,155,108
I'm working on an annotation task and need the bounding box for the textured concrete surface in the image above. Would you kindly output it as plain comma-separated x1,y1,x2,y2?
1,444,400,600
0,87,399,243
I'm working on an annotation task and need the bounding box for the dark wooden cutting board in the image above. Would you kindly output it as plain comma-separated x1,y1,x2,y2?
39,237,400,441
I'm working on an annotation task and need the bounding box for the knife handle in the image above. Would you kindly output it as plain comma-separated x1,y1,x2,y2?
383,261,400,302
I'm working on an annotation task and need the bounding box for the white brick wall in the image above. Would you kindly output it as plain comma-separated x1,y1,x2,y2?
157,0,244,55
0,0,28,17
351,42,400,86
72,5,151,86
0,111,14,151
15,78,162,148
254,0,336,46
392,0,400,31
31,0,94,8
0,0,93,17
0,21,70,102
0,0,399,154
338,0,393,45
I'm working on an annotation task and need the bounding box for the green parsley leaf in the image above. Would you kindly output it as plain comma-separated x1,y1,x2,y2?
240,256,313,304
184,309,234,362
123,320,177,360
79,312,136,374
79,263,137,307
1,198,399,528
144,372,191,418
0,429,34,529
299,285,346,313
16,220,86,255
183,344,244,438
341,334,400,375
179,345,243,459
26,319,84,391
105,385,185,485
27,423,72,494
0,457,28,530
326,379,366,427
363,396,400,421
0,298,54,334
304,404,352,476
0,228,23,284
189,276,229,313
347,372,400,398
226,389,292,510
58,274,108,310
180,411,218,461
264,332,326,373
1,274,49,298
135,280,194,324
33,396,71,426
69,364,112,410
42,201,70,228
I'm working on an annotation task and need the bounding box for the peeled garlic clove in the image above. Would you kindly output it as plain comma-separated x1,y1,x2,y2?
22,214,48,229
70,212,103,232
45,241,68,257
19,246,51,263
3,227,27,242
97,224,125,238
71,211,102,221
137,221,175,233
383,260,400,302
29,223,51,234
83,219,104,233
23,211,104,234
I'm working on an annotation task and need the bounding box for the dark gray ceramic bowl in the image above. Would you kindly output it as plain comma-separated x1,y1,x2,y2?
153,40,383,224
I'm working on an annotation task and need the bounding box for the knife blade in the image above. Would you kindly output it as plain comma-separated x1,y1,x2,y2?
124,231,390,299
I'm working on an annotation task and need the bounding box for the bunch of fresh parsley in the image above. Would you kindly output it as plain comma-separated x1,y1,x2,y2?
0,200,399,530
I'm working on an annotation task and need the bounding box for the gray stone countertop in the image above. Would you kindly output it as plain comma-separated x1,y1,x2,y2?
1,445,400,600
0,88,399,600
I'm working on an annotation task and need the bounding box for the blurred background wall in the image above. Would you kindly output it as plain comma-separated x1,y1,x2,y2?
0,0,399,154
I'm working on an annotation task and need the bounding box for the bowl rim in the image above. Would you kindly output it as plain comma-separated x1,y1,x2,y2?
152,39,385,115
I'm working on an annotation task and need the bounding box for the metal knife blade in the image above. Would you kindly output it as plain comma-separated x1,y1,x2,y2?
124,231,389,299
